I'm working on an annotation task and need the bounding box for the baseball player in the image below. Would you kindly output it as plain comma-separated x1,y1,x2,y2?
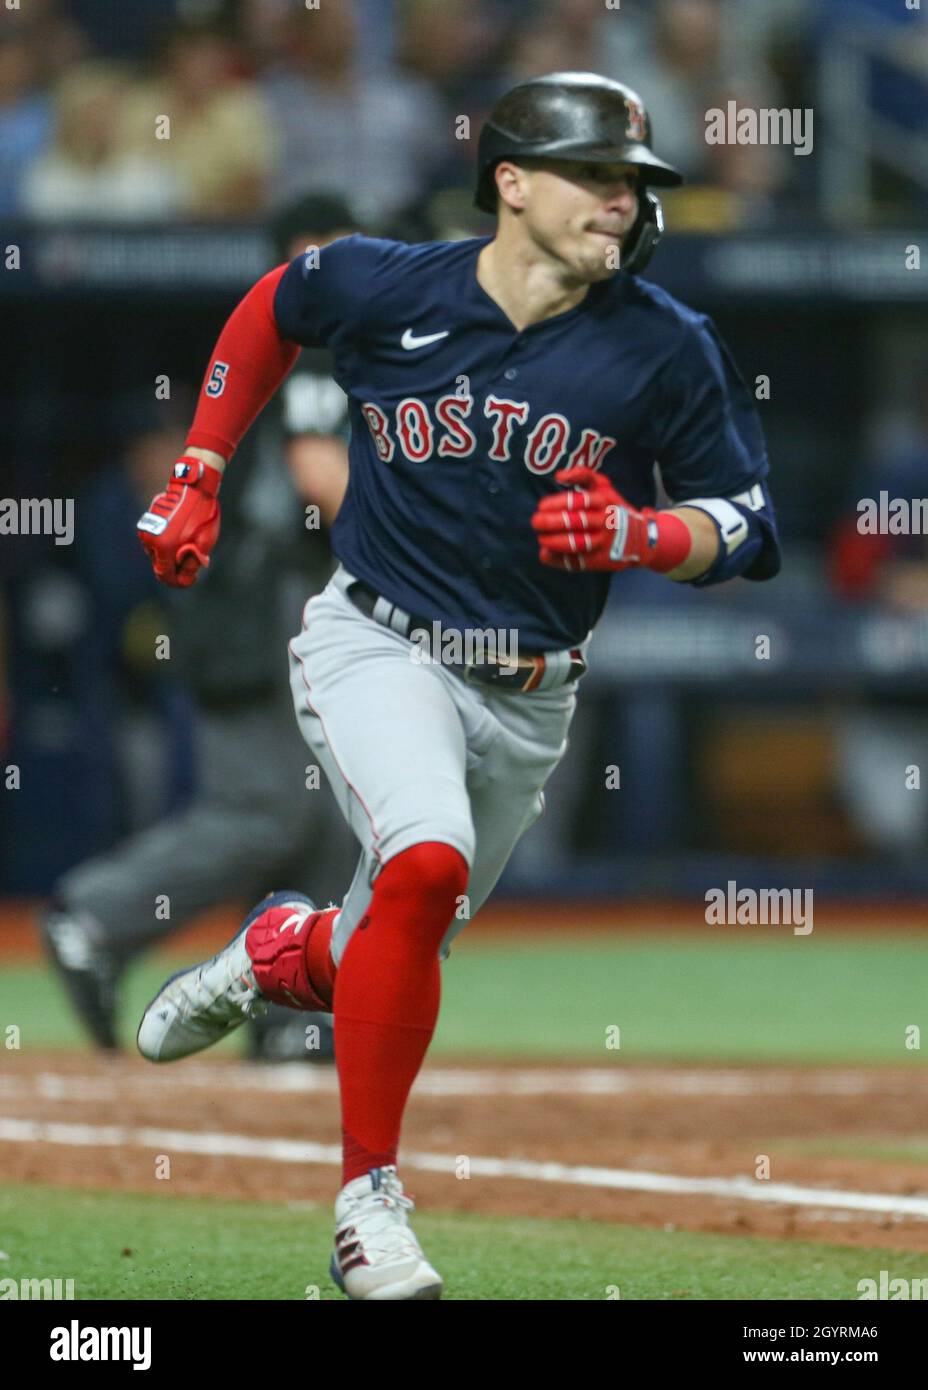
135,74,780,1301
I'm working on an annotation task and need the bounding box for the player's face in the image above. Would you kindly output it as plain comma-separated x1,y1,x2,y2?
517,159,641,283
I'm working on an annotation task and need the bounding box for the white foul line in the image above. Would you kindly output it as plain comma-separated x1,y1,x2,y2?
1,1115,927,1220
1,1065,924,1104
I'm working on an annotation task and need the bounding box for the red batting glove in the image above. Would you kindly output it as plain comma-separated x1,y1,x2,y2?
531,465,692,574
137,456,222,588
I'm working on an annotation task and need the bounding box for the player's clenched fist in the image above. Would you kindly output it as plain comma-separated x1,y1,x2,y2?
137,457,222,588
531,465,691,574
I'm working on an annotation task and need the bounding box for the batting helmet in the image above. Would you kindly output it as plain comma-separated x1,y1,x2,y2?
474,72,683,274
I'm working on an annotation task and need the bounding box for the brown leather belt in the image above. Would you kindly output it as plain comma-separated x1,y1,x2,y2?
343,578,587,694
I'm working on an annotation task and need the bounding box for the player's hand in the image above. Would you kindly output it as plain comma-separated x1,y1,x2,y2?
137,457,222,588
531,465,691,574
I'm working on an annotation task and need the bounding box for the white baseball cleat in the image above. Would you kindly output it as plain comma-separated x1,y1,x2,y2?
330,1167,443,1301
136,891,315,1062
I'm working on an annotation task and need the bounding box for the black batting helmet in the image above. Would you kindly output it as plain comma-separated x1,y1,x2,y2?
474,72,683,274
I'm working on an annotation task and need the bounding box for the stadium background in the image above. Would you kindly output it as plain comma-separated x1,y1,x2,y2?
0,0,926,1302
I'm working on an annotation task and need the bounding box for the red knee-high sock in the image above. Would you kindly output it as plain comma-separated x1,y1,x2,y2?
334,841,469,1186
304,908,338,1007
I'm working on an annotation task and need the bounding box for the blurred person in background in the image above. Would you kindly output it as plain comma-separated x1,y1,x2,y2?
39,192,357,1061
0,31,54,216
598,0,788,219
72,408,196,838
396,0,507,107
501,0,602,85
1,412,198,901
6,0,90,83
395,0,579,231
829,375,928,856
115,15,278,221
392,0,511,226
63,0,184,61
20,61,182,221
260,0,445,226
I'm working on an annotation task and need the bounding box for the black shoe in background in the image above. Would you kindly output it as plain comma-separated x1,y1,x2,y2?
247,1004,335,1063
38,906,124,1051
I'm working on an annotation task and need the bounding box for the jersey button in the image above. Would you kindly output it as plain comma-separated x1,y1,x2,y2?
503,368,518,381
480,557,493,570
488,482,500,495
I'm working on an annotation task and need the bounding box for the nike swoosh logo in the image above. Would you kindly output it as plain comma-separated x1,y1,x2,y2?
277,910,311,936
401,328,450,350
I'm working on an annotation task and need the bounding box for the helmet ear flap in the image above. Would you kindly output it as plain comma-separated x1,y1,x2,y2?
620,190,664,275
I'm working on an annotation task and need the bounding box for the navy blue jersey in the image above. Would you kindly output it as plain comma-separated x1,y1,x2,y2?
274,234,777,650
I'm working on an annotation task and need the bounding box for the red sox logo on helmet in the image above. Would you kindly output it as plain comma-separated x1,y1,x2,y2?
625,97,647,141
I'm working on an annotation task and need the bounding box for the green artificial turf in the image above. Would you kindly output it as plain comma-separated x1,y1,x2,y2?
0,1183,920,1302
2,933,926,1062
435,935,927,1061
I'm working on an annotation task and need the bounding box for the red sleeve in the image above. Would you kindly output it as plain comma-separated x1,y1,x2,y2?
186,264,300,461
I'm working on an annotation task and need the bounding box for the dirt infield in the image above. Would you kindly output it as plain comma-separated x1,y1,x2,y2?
1,1052,926,1252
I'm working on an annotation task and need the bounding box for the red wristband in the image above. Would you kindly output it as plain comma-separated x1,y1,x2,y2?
643,509,693,573
173,456,223,497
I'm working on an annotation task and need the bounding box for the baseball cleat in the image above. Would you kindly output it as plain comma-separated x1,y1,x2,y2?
330,1166,443,1301
39,907,123,1051
136,890,316,1063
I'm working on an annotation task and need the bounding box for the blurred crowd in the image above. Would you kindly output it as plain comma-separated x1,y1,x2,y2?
1,0,926,232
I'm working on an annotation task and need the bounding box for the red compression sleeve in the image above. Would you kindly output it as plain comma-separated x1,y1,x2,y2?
186,264,299,460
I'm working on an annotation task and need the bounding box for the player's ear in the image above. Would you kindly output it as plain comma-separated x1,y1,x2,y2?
495,160,530,213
